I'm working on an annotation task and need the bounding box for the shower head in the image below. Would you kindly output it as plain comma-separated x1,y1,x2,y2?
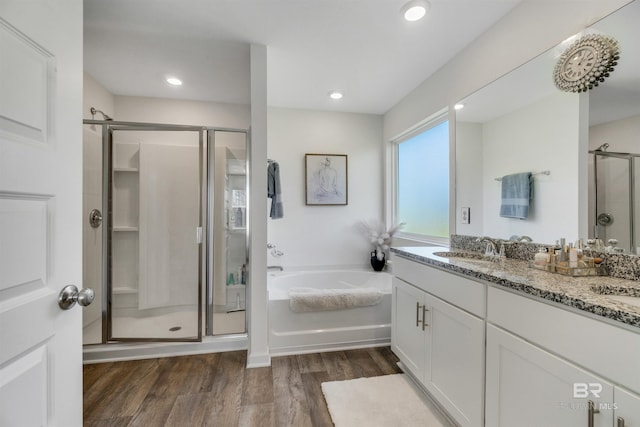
90,107,113,121
595,143,610,152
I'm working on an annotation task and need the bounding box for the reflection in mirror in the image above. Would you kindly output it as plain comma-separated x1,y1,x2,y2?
455,0,639,253
455,40,586,244
587,0,640,255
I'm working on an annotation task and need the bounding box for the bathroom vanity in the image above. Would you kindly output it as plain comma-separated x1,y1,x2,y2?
391,246,640,427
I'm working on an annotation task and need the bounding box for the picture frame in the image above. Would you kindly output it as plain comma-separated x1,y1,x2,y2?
305,153,348,205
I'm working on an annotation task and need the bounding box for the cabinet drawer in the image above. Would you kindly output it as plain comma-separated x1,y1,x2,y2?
392,255,486,317
488,287,640,394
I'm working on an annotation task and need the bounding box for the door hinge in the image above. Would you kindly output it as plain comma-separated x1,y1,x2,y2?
196,227,203,244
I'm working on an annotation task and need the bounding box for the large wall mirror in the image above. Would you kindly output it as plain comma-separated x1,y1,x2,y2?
455,0,639,254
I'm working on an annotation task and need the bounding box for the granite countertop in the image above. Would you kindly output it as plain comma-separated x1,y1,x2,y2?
391,246,640,330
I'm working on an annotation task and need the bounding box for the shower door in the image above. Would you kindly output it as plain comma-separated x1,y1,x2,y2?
208,129,248,335
593,153,635,253
107,125,205,341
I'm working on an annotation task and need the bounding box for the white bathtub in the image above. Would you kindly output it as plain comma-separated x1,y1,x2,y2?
268,268,392,355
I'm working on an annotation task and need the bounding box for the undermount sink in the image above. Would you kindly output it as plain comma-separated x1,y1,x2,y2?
606,295,640,309
432,251,496,263
591,285,640,309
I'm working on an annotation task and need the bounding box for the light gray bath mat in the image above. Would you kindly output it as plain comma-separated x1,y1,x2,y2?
321,374,450,426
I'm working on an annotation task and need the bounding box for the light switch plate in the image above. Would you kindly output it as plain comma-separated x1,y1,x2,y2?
460,207,470,224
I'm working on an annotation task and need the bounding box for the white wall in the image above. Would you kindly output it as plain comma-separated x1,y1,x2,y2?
114,96,250,128
589,114,640,153
267,107,383,268
248,44,270,367
84,72,115,121
455,122,483,236
480,92,585,243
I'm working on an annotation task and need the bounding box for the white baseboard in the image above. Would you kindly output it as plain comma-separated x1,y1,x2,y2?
246,351,271,368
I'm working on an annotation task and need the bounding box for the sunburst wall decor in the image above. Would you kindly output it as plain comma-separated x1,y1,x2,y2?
553,33,620,93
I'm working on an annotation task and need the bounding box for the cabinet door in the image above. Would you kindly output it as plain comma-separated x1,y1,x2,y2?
392,277,427,380
425,293,485,427
486,325,614,427
615,387,640,427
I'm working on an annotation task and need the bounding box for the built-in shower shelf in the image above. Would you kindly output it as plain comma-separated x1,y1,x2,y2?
113,226,139,232
112,286,137,295
114,167,139,172
227,227,246,232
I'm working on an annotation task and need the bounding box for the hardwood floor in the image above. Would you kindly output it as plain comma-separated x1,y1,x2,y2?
83,347,402,426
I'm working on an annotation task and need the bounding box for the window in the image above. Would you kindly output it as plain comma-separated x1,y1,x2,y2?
394,117,450,241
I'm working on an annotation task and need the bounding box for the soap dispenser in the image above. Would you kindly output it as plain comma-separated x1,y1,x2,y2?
534,248,549,266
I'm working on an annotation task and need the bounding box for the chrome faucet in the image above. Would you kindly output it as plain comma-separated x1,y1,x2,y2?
476,236,500,256
509,235,533,242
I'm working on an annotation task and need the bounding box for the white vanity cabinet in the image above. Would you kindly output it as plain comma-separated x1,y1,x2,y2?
486,324,614,427
487,286,640,427
392,249,640,427
392,256,485,427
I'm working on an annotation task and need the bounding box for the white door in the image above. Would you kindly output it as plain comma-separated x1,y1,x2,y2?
0,1,84,426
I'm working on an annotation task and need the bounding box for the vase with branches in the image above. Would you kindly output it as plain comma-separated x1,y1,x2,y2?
359,220,405,266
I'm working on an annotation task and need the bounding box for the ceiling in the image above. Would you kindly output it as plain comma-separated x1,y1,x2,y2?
83,0,522,115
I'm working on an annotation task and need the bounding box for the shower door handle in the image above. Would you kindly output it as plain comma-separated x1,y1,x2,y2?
89,208,102,228
58,285,95,310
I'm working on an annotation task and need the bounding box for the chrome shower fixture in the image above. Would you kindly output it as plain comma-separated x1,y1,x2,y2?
595,143,610,151
90,107,113,121
267,243,284,257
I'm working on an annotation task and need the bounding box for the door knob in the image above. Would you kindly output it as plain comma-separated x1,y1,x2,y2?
58,285,95,310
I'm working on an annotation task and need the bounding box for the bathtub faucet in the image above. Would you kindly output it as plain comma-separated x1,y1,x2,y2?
267,265,284,271
267,243,284,257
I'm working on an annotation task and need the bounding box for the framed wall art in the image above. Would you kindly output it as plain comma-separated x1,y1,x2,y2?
305,153,348,205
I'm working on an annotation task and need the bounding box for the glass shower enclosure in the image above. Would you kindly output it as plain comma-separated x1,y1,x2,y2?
591,149,639,254
82,120,248,344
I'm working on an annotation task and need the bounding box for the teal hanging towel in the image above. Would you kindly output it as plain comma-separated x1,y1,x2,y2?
499,172,532,219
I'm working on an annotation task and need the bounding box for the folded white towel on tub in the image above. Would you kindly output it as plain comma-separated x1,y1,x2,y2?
288,287,384,313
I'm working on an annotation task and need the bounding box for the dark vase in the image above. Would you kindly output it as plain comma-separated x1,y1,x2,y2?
370,250,386,271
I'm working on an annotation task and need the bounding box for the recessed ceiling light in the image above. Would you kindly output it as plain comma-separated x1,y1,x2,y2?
454,103,465,110
166,77,183,86
401,0,430,22
329,90,343,100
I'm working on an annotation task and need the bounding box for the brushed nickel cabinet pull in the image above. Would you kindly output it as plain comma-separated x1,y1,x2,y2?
617,416,625,427
588,400,600,427
422,305,429,330
416,302,421,327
